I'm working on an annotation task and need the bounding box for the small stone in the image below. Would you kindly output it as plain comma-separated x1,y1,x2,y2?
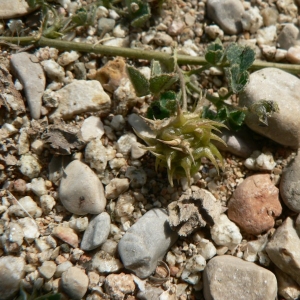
241,6,263,33
0,0,36,18
257,25,277,46
131,142,147,159
8,196,42,218
210,214,242,251
69,216,89,232
17,129,30,155
181,255,206,283
207,0,244,34
239,68,300,148
118,208,178,278
261,7,279,26
114,192,135,219
49,80,111,121
228,174,281,235
286,46,300,64
125,166,147,188
30,177,48,197
61,267,89,300
104,273,135,300
57,51,80,66
168,19,185,36
52,226,79,248
203,255,277,300
109,158,127,170
105,178,129,199
0,256,25,300
17,217,40,243
110,115,125,131
116,133,137,155
266,217,300,286
59,160,107,215
197,238,217,260
54,261,73,278
40,195,56,215
38,261,56,280
81,212,111,251
13,179,27,194
91,250,123,273
244,151,276,171
204,25,224,40
10,52,45,119
276,267,300,300
98,17,116,34
80,116,104,142
42,59,65,82
277,23,299,50
101,239,118,256
153,32,173,46
19,153,41,179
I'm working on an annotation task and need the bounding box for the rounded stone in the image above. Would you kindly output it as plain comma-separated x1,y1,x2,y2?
228,174,282,235
59,160,107,215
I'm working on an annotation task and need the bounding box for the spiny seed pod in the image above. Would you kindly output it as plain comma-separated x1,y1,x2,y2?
134,108,227,186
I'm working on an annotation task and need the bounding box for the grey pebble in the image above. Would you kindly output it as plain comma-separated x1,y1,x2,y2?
10,52,45,120
81,212,111,251
0,256,25,300
280,151,300,212
98,17,116,34
59,160,107,215
207,0,244,35
203,255,277,300
118,208,178,279
277,23,299,50
0,0,36,19
239,67,300,148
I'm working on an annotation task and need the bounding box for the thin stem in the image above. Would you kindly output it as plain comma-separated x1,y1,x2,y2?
185,64,211,76
177,65,187,111
1,36,300,74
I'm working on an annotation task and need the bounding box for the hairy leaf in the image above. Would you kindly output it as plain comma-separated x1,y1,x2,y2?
149,74,178,95
249,100,280,126
126,0,151,27
228,110,246,131
225,65,249,94
205,39,225,65
126,65,150,97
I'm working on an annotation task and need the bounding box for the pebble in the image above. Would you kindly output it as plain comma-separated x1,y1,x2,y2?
204,25,224,40
203,255,277,300
84,139,109,175
266,217,300,286
181,255,206,284
153,32,173,46
1,222,24,250
197,238,217,260
57,51,80,66
98,17,116,34
118,208,178,278
104,273,135,300
116,133,137,155
40,195,56,215
54,261,73,278
19,153,42,179
42,59,65,82
59,160,107,215
81,212,111,251
228,174,281,235
256,25,277,46
125,166,147,188
244,150,276,171
10,52,45,119
105,178,130,199
17,129,30,155
131,142,147,159
17,217,40,243
280,151,300,212
261,7,279,26
242,234,269,262
0,0,36,18
239,67,300,148
30,177,48,197
38,260,56,280
277,23,299,50
101,239,118,256
52,226,79,248
61,267,89,300
80,116,105,142
49,80,111,121
206,0,244,35
276,267,300,300
0,256,25,300
210,214,242,251
91,250,123,273
69,216,89,232
286,45,300,64
8,195,42,218
241,6,263,33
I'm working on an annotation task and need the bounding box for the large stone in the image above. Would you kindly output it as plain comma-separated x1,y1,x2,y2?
0,0,36,19
266,217,300,286
10,52,45,120
280,151,300,212
207,0,244,35
228,174,282,235
239,68,300,148
0,256,25,300
59,160,106,215
203,255,277,300
118,208,178,278
49,80,111,121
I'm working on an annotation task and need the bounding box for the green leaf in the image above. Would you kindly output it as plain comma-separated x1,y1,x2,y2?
228,110,246,130
249,100,279,126
126,0,151,27
147,91,177,119
149,74,178,95
205,38,225,65
151,60,162,76
239,47,255,72
225,65,249,94
126,65,150,97
72,8,88,25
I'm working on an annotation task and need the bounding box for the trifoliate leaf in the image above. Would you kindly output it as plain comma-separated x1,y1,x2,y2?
205,39,225,65
225,64,249,94
228,110,246,131
239,47,255,72
126,65,150,97
149,74,178,95
249,100,280,126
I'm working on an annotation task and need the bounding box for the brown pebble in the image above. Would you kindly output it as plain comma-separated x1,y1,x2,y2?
52,226,79,248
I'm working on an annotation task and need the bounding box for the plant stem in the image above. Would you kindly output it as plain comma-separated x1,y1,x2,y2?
176,65,187,111
1,36,300,74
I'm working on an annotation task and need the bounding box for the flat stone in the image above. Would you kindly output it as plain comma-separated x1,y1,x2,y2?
59,160,106,215
10,52,45,119
266,217,300,286
118,208,178,278
207,0,244,34
38,260,56,280
80,116,104,142
280,151,300,212
0,256,25,300
81,212,111,251
49,80,111,121
203,255,277,300
228,174,282,235
0,0,36,19
239,68,300,148
61,267,89,300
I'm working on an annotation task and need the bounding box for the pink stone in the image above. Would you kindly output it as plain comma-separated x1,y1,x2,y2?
52,226,78,248
227,174,282,235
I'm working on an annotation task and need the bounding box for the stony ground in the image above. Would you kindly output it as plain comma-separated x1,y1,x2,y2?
2,0,300,299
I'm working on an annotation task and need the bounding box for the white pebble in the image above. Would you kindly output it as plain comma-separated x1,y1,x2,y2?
40,195,56,215
57,51,80,66
19,154,41,179
117,133,137,155
30,177,48,196
42,59,65,82
80,116,104,142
